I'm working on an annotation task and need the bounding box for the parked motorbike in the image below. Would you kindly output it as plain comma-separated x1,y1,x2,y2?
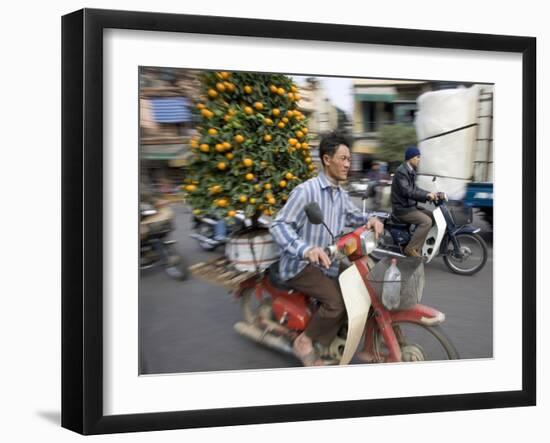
140,202,188,280
190,212,270,251
348,178,391,209
232,202,458,366
366,180,488,276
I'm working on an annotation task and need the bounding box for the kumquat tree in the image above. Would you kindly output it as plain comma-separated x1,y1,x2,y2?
183,71,315,223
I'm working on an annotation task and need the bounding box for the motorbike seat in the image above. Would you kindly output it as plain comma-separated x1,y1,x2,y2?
267,262,294,291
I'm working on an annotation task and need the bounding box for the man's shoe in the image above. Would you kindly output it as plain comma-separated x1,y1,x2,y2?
404,246,421,257
293,336,326,367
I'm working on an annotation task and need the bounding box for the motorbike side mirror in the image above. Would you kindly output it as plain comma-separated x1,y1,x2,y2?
304,202,324,225
305,202,335,243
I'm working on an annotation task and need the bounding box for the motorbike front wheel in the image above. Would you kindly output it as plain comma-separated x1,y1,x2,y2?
372,321,459,362
195,222,218,251
443,232,488,276
163,245,189,281
164,262,188,280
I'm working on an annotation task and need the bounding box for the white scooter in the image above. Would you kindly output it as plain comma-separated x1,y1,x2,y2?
367,184,488,275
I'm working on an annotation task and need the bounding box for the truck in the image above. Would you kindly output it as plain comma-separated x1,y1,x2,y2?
414,84,494,225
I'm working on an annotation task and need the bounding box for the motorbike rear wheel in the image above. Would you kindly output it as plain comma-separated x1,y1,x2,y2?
372,321,459,362
240,288,274,325
443,232,488,276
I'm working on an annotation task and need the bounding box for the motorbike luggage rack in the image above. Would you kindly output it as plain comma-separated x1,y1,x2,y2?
188,255,259,291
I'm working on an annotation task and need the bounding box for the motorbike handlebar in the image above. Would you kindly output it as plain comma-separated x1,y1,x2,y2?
322,229,378,262
430,192,448,205
434,192,448,204
324,245,337,259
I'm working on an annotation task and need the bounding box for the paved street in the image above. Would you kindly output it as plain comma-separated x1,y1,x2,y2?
139,201,493,375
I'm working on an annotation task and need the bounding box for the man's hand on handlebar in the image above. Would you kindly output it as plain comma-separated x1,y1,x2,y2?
305,246,332,269
427,192,438,201
366,217,384,239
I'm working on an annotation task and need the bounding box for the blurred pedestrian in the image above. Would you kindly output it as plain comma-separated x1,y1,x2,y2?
366,161,389,181
367,161,390,208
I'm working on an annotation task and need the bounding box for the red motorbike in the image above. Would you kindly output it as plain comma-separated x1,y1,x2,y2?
233,202,458,365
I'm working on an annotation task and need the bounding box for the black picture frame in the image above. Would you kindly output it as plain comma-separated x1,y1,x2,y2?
62,8,536,435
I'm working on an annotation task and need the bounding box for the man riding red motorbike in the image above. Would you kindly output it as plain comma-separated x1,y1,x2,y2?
269,132,383,366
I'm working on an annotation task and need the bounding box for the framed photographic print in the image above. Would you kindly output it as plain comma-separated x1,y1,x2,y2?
62,8,536,435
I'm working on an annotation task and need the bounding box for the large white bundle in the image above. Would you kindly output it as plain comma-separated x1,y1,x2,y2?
226,229,279,272
415,86,480,199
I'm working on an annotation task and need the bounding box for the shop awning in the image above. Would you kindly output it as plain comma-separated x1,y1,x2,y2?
353,144,378,154
141,143,187,160
149,97,192,123
354,86,396,102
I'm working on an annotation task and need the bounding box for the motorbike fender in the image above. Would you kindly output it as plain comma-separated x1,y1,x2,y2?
391,304,445,326
441,225,481,253
451,224,481,235
338,264,372,365
421,207,446,263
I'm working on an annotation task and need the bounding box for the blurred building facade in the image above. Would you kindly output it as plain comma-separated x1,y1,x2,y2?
297,77,339,139
139,67,201,193
352,79,430,153
138,69,479,186
297,77,351,170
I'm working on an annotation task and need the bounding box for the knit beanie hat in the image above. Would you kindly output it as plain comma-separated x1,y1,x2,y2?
405,146,421,161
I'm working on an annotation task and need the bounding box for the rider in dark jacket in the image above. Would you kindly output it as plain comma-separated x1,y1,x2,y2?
390,146,436,257
391,161,429,214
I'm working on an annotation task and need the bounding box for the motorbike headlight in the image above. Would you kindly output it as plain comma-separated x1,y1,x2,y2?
343,237,358,256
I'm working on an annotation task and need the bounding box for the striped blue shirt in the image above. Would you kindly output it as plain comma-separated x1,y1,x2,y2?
269,171,374,281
